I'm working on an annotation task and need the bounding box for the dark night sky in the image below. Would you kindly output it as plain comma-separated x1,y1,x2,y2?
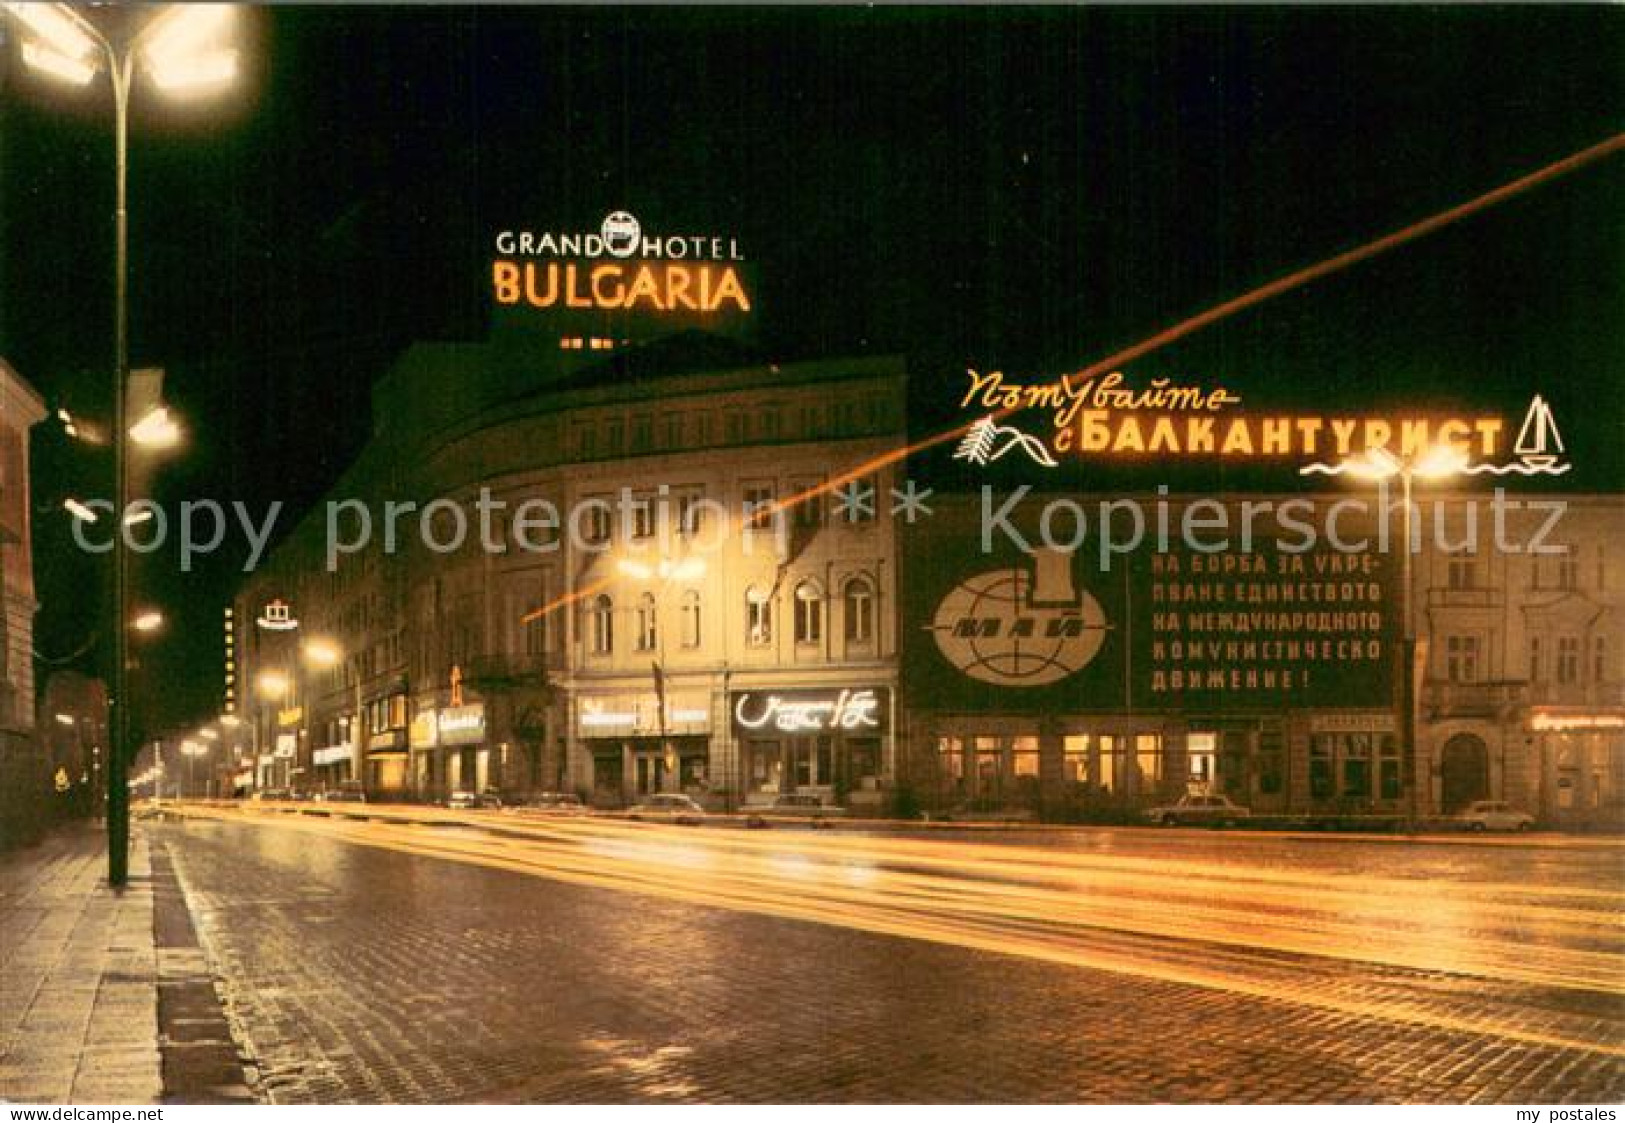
2,5,1621,733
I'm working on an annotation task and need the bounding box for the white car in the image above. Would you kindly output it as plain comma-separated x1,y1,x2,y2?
1145,794,1251,827
1455,800,1534,832
626,793,707,826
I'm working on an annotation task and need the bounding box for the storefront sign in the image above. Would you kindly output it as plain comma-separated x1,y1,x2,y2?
577,693,710,738
1530,712,1625,732
276,706,303,729
369,729,407,752
256,599,299,631
409,708,438,750
437,704,486,746
273,735,296,760
731,688,889,736
1310,713,1398,734
313,745,351,767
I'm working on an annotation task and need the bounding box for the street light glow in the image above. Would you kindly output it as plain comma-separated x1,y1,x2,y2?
256,670,291,700
131,611,165,633
303,637,342,667
199,728,220,740
141,4,237,94
20,40,97,85
55,713,77,727
4,3,97,62
148,48,238,93
128,406,181,448
219,713,243,728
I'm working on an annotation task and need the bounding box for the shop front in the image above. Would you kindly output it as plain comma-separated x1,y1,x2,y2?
1527,710,1625,826
731,686,888,808
312,743,354,790
577,691,711,807
437,703,490,794
409,703,439,799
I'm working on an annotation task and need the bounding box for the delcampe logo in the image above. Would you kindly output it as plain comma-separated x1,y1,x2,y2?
928,548,1109,687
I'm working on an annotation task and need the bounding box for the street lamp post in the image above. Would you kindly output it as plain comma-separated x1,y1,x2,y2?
3,3,240,886
1339,445,1467,827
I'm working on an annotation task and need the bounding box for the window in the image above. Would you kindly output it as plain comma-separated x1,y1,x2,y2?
725,411,747,444
1379,734,1402,800
572,421,597,459
1342,733,1372,799
604,417,625,455
746,587,773,647
759,406,782,442
743,483,775,530
791,480,824,530
629,495,654,540
589,595,613,656
1063,735,1089,785
1557,553,1578,590
634,593,657,653
675,488,705,537
680,591,701,649
1445,635,1480,683
630,414,653,453
1310,735,1335,800
794,582,823,644
1134,734,1161,794
843,576,875,644
1557,636,1580,684
582,497,612,545
1594,636,1609,684
1446,556,1477,590
1530,636,1544,682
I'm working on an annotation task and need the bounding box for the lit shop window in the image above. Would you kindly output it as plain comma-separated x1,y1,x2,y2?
843,576,875,645
793,582,823,645
745,587,773,647
634,594,657,653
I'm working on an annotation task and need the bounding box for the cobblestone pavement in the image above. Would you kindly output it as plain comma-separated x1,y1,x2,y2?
154,814,1625,1104
0,829,161,1104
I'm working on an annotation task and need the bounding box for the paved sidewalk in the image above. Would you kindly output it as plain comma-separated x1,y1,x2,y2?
0,827,162,1104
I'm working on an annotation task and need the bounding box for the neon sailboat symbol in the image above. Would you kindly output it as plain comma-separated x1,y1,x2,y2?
1514,394,1564,470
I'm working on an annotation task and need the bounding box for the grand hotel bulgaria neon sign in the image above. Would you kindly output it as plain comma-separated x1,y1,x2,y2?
492,211,751,314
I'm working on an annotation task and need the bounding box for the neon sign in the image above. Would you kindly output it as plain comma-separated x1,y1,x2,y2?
732,689,887,735
492,211,751,315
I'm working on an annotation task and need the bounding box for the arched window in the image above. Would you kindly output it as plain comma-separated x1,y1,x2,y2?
745,586,773,647
794,581,823,644
634,593,657,652
680,590,702,649
843,575,875,644
589,594,613,655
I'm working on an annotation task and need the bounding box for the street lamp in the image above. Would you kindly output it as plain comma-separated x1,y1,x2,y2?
131,610,165,634
4,2,242,886
1333,442,1468,826
180,739,210,798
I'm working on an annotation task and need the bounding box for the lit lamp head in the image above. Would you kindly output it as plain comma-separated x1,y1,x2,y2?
139,3,238,94
128,406,182,449
255,670,291,700
1412,443,1469,481
131,610,165,634
302,637,342,668
5,3,100,85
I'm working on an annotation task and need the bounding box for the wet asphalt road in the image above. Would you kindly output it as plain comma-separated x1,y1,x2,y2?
150,809,1625,1103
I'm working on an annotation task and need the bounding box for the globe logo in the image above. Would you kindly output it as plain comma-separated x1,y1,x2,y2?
929,555,1108,687
601,211,642,258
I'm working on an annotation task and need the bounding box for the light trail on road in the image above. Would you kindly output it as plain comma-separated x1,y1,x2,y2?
165,804,1625,1058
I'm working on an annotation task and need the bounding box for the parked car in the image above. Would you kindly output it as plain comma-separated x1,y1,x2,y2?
445,790,503,810
524,792,587,814
1145,794,1251,827
626,793,707,825
1454,800,1534,832
745,793,847,828
317,783,367,804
